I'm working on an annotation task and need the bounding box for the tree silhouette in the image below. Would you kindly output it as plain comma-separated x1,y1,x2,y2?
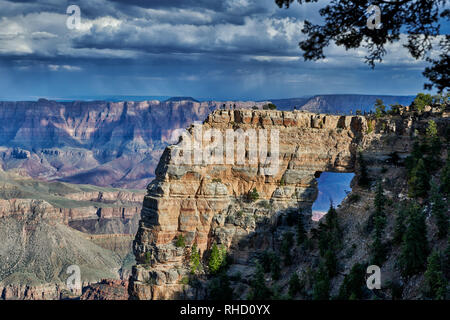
274,0,449,92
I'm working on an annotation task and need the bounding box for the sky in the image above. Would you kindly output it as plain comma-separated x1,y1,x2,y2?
312,172,355,214
0,0,446,100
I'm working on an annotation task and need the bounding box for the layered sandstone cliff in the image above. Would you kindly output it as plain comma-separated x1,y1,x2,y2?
0,99,269,189
0,172,145,300
129,108,439,299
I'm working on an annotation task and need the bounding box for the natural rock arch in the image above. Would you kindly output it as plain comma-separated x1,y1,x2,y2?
129,108,425,299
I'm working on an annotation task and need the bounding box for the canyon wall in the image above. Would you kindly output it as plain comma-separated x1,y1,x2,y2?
0,96,413,189
0,173,145,300
129,108,436,299
0,99,269,189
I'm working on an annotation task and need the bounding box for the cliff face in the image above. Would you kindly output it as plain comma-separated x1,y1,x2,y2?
0,99,269,189
129,109,432,299
0,172,145,300
0,96,413,189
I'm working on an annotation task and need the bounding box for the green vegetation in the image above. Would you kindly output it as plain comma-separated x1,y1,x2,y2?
405,119,444,199
337,263,367,300
441,154,450,195
208,273,234,300
388,104,402,115
423,251,447,300
263,103,277,110
248,188,259,202
312,263,330,300
144,252,152,265
208,243,227,275
348,193,361,204
393,204,407,245
324,248,338,277
374,99,386,118
271,257,281,281
288,273,301,297
412,93,433,112
190,244,201,274
371,181,387,265
179,276,189,285
430,182,448,239
212,178,222,183
408,159,430,198
388,151,400,166
366,120,374,134
399,204,429,277
310,203,342,300
260,250,280,280
175,234,186,248
247,263,272,300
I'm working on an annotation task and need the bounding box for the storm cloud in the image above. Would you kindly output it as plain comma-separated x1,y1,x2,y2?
0,0,433,100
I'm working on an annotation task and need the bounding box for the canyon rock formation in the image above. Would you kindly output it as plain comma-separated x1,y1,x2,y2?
0,171,144,299
129,108,448,299
0,99,269,189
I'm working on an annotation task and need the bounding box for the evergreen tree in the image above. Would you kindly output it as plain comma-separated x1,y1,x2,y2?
430,182,448,239
260,250,281,280
357,152,370,188
408,159,430,198
425,120,442,171
208,273,234,300
412,93,433,112
338,263,367,300
371,237,386,266
271,257,281,281
260,250,273,273
324,248,338,277
405,140,422,176
297,214,307,245
400,204,429,277
393,205,407,245
423,251,447,300
325,202,339,231
373,181,387,236
375,99,386,118
426,120,438,139
312,263,330,300
288,273,301,297
318,204,340,256
248,263,272,300
441,154,450,195
248,188,259,202
175,234,186,248
371,181,387,265
190,244,201,274
444,237,450,279
208,243,226,275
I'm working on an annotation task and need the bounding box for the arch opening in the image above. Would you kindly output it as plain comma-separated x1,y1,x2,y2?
311,172,355,221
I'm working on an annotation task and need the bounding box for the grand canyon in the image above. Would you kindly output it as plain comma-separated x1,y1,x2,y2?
1,0,448,308
0,95,448,300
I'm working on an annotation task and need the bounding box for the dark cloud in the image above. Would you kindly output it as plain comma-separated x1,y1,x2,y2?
0,0,430,100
